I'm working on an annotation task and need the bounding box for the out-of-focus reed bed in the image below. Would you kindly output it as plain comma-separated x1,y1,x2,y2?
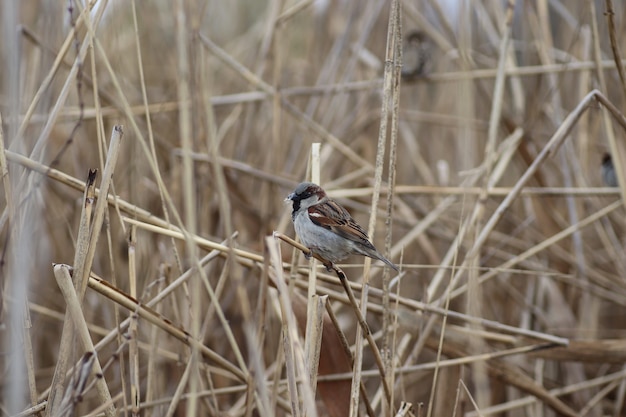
2,1,626,416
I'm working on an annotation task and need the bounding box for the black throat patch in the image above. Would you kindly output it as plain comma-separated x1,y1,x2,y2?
291,199,301,220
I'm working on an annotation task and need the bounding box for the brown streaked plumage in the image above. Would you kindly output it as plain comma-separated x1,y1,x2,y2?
287,182,398,271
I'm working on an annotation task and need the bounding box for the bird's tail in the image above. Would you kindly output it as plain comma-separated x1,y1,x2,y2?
366,250,399,271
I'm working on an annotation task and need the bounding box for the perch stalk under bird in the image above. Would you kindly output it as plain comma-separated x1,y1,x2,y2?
286,182,399,271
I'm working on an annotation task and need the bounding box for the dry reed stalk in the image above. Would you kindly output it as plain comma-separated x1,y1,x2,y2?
0,113,14,235
303,142,321,417
422,20,522,402
48,125,122,416
321,298,375,417
604,0,626,99
450,365,626,416
287,273,569,345
276,229,412,406
124,217,262,265
592,1,626,254
6,1,626,416
127,225,140,416
3,150,169,229
266,235,318,417
86,272,245,380
24,7,105,166
0,111,40,413
302,295,324,400
332,265,392,401
448,199,623,300
381,5,402,413
393,401,413,417
81,127,123,297
28,57,626,122
45,169,97,416
13,1,102,145
164,356,193,417
179,151,297,187
422,335,579,417
78,21,196,286
52,264,115,417
198,33,373,170
36,268,211,411
144,263,168,408
172,2,205,416
127,0,185,280
436,89,626,308
346,1,403,415
33,246,230,403
18,26,117,109
200,27,258,396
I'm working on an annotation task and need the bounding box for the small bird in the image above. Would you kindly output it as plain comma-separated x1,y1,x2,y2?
401,30,432,81
286,182,399,271
602,153,618,187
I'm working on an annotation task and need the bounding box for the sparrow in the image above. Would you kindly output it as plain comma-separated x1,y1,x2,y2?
286,182,399,271
401,30,432,81
602,153,618,187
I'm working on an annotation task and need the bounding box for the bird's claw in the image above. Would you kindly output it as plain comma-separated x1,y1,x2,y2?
303,250,334,271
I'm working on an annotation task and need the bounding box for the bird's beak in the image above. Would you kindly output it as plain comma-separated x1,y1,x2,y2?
285,192,295,202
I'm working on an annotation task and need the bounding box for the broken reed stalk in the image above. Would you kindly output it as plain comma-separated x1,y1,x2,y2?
35,245,232,405
45,168,97,417
266,235,318,417
47,125,123,417
78,125,123,297
304,295,325,398
275,232,394,407
53,264,115,417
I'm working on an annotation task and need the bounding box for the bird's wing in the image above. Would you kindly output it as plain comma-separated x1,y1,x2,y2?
307,200,373,247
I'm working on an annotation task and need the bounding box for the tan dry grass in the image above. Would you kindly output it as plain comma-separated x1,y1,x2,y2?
2,0,626,416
